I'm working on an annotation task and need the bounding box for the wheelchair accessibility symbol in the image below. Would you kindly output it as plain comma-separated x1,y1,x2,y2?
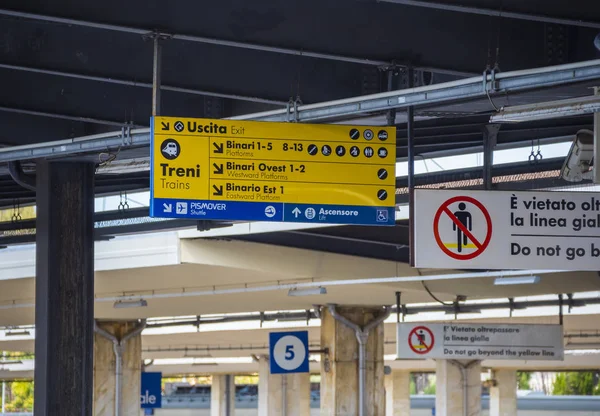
376,209,389,223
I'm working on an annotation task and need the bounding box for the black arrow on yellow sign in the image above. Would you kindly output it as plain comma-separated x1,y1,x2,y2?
161,121,170,131
213,142,224,154
212,185,223,196
213,163,224,174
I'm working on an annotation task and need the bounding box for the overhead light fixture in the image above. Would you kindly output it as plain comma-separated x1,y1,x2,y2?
113,299,148,309
287,287,327,297
184,352,212,358
490,95,600,123
0,360,22,365
494,276,540,285
276,316,304,323
192,362,218,366
5,330,31,337
560,129,595,182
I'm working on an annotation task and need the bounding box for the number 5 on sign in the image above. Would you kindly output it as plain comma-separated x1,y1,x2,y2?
285,345,295,360
269,331,309,374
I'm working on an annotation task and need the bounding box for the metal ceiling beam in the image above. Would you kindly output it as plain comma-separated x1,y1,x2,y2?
1,59,600,163
0,105,135,128
380,0,600,29
0,8,472,77
0,63,286,106
143,295,600,329
232,60,600,123
395,157,564,188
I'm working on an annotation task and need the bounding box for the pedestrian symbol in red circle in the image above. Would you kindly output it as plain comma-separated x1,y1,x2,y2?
433,196,493,261
408,326,435,355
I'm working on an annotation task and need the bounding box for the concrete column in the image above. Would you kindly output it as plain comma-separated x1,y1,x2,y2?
34,161,95,416
385,370,411,416
435,360,481,416
489,370,517,416
320,306,386,416
93,321,143,416
212,374,235,416
258,356,310,416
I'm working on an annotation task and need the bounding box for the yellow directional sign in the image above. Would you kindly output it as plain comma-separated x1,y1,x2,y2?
151,116,396,225
209,158,392,185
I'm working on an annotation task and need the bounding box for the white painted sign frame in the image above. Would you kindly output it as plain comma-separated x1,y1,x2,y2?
414,189,600,270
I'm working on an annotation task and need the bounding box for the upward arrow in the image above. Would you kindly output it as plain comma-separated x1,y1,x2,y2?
161,121,170,131
212,185,223,196
213,142,224,154
213,163,224,175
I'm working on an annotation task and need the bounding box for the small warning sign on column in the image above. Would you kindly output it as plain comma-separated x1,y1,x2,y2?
408,326,435,354
398,323,564,360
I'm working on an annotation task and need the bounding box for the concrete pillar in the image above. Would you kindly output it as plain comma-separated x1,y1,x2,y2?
258,356,310,416
385,370,411,416
435,360,481,416
320,306,386,416
93,321,143,416
212,375,235,416
34,161,95,416
489,369,517,416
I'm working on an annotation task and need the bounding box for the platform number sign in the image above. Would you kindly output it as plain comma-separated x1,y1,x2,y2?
141,372,162,409
269,331,309,374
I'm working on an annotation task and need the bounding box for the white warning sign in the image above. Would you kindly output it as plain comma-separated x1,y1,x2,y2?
414,189,600,270
397,323,564,361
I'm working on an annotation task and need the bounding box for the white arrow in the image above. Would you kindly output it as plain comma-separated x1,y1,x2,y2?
163,203,172,213
292,207,301,218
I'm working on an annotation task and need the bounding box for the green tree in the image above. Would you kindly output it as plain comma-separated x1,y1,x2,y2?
553,372,600,395
553,373,569,395
6,381,34,412
423,381,436,395
517,371,531,390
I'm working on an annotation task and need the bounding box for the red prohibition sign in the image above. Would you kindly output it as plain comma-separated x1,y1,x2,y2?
433,196,493,261
409,326,435,355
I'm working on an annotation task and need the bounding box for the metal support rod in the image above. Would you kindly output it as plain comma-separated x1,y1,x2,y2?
7,161,36,191
386,70,397,125
1,352,5,414
559,294,564,326
225,374,232,416
94,320,147,416
152,34,162,117
407,66,416,266
308,348,329,355
378,0,600,29
594,87,599,184
0,8,473,77
327,304,391,416
396,292,401,323
482,124,500,190
281,374,287,416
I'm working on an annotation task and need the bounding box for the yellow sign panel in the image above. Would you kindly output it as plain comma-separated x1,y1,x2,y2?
209,179,395,206
209,158,395,186
209,136,394,164
152,116,395,207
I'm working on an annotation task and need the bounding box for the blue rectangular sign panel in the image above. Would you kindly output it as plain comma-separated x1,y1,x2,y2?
141,372,162,409
150,198,395,226
269,331,310,374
